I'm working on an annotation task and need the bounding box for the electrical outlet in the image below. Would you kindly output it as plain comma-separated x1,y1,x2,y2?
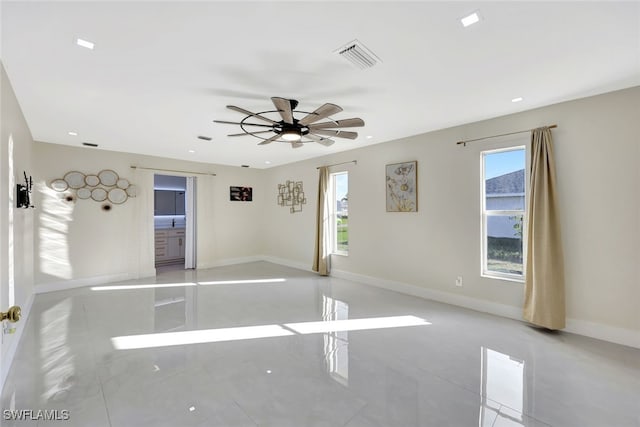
455,276,463,287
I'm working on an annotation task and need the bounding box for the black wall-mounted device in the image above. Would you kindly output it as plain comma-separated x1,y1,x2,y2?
16,171,34,209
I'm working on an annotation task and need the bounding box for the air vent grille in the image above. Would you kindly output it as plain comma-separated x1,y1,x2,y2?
335,39,381,69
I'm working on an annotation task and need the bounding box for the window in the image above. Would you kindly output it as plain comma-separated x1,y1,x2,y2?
481,147,526,280
330,172,348,255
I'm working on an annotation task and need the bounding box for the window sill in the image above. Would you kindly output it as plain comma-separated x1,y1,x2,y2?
331,252,349,257
481,273,524,284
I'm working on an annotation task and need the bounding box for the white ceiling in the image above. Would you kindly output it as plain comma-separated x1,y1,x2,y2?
2,1,639,168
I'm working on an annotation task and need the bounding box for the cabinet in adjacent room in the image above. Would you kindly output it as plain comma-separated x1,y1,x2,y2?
155,228,185,264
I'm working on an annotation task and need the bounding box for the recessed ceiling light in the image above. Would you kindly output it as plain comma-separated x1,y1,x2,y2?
68,131,78,136
188,406,195,412
461,11,480,27
76,38,95,50
511,97,524,103
265,161,271,165
266,370,272,374
188,150,195,153
366,135,373,139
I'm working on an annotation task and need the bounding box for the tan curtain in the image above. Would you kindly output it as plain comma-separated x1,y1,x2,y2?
523,127,565,329
312,167,331,275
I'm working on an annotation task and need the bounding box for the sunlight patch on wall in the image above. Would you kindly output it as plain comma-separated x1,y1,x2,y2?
38,184,73,279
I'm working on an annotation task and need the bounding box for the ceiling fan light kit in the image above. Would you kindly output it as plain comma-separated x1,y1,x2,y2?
214,97,365,149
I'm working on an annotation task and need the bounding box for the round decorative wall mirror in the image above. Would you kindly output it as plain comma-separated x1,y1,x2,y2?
98,170,119,187
51,179,68,192
64,171,86,189
85,175,100,187
108,188,127,204
116,178,130,189
91,188,108,202
126,185,137,197
77,188,92,199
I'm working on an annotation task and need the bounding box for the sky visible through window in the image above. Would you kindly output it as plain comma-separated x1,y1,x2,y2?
335,173,348,200
485,149,525,179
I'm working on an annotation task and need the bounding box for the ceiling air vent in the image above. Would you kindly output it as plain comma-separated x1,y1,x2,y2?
335,39,381,69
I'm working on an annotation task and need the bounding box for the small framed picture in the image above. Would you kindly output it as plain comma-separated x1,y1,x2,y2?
230,186,252,202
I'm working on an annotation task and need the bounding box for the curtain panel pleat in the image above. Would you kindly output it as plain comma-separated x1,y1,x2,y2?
313,167,331,275
523,127,566,329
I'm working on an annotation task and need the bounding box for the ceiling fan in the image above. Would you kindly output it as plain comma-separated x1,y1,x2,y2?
214,97,365,148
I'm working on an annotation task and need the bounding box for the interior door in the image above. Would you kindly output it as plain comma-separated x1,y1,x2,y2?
185,177,196,269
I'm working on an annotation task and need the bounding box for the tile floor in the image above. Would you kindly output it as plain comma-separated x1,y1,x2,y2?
1,262,639,426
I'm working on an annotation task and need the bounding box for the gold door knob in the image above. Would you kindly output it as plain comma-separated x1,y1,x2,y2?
1,306,21,323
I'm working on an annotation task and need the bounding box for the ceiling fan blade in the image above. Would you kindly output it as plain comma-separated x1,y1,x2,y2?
214,120,274,128
227,105,278,124
271,97,295,124
291,142,304,149
308,118,365,129
298,103,343,126
311,129,358,140
257,134,282,145
227,130,274,137
306,133,336,147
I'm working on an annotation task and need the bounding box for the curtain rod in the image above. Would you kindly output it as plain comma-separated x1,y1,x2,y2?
130,166,216,176
316,160,357,169
456,124,557,146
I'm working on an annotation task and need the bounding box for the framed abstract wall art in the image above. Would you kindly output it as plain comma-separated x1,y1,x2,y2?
386,161,417,212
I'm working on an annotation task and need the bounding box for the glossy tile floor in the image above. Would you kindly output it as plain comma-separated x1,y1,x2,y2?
2,262,639,426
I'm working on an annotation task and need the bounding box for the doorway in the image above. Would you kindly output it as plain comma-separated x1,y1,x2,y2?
153,175,196,271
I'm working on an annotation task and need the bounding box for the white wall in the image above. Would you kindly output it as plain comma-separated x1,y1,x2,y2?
263,87,640,345
0,62,35,386
33,143,266,290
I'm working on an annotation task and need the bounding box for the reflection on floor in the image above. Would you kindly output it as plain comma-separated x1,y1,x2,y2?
2,262,639,427
155,261,185,274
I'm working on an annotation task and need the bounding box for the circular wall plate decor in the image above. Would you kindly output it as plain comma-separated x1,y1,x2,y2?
51,179,68,192
108,188,127,204
64,171,86,189
91,188,108,202
85,175,100,187
98,169,119,186
77,188,92,199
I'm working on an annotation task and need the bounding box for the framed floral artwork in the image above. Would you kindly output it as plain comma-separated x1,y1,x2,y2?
386,161,417,212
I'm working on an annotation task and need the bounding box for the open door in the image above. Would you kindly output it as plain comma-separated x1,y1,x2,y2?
184,176,196,269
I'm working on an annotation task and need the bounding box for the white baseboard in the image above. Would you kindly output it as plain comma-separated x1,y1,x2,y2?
34,272,136,294
260,256,314,273
330,268,524,321
333,268,640,349
263,258,640,349
565,318,640,349
1,292,34,395
197,255,265,270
